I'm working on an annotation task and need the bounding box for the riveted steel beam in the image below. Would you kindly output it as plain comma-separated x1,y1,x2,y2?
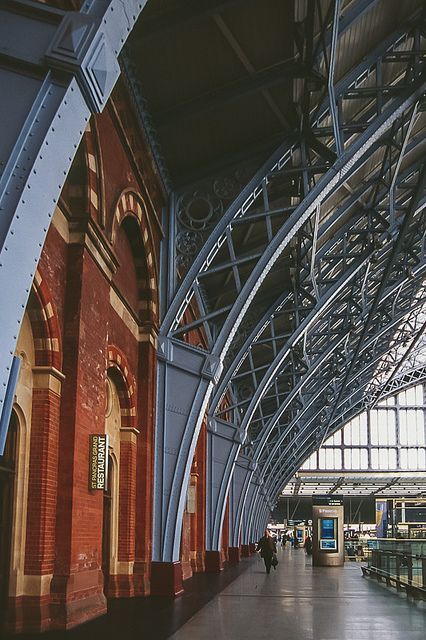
206,417,244,550
0,0,148,424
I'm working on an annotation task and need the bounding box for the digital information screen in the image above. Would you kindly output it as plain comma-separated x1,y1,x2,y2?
320,518,335,539
320,539,337,551
319,518,338,552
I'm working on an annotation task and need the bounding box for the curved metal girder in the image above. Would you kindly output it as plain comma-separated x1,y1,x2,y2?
243,149,422,444
204,182,418,549
212,140,426,420
0,0,148,416
234,318,426,540
233,274,426,531
261,278,426,485
210,144,425,415
262,294,426,501
253,266,426,467
211,101,426,556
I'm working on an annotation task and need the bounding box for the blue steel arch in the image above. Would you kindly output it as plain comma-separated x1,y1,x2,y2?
0,0,148,429
211,146,426,421
200,129,426,550
257,281,426,483
246,359,426,539
233,331,426,543
250,299,426,524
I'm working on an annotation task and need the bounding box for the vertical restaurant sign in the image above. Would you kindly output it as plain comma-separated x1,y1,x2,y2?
89,434,108,490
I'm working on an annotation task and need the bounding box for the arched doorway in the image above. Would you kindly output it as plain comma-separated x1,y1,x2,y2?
0,412,17,617
102,453,114,596
102,374,121,597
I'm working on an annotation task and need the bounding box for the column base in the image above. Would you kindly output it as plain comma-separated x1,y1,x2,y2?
107,573,135,598
191,550,205,573
228,547,241,564
150,561,184,597
241,544,250,557
133,560,150,596
50,570,107,630
204,550,223,573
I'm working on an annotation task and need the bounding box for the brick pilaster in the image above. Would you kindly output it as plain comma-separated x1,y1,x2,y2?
50,245,108,629
134,334,156,595
11,373,63,633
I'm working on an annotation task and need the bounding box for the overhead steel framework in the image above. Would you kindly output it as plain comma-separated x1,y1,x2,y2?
0,0,425,568
154,1,426,560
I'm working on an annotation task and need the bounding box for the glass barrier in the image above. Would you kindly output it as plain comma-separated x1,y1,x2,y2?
365,539,426,591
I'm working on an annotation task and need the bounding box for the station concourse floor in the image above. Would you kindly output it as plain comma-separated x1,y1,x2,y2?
6,546,426,640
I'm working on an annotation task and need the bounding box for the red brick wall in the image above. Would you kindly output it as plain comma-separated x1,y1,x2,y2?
118,441,137,564
54,247,109,581
8,81,164,632
25,388,61,575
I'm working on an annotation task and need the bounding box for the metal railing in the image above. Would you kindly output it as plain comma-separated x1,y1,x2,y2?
361,539,426,599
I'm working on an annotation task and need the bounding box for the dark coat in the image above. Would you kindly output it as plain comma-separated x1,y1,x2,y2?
257,535,277,558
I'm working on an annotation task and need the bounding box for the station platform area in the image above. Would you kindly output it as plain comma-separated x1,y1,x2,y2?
5,546,425,640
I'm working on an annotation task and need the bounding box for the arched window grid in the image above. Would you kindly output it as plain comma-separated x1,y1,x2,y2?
301,383,426,472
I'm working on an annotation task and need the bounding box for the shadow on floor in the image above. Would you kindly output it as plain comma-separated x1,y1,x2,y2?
3,559,252,640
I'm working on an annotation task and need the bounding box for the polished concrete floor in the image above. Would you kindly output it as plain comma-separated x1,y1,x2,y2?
4,547,425,639
169,546,426,640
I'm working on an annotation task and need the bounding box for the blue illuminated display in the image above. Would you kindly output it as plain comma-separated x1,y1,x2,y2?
321,518,335,539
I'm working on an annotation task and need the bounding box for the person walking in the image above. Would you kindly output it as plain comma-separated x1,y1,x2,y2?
257,529,277,574
304,535,313,556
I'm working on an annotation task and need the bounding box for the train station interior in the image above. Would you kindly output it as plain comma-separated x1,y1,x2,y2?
0,0,425,637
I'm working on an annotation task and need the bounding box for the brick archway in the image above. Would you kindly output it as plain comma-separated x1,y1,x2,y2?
111,190,158,323
27,269,62,369
107,345,137,430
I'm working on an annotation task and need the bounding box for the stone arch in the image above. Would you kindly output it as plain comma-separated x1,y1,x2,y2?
27,269,62,370
107,346,137,430
111,190,158,323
